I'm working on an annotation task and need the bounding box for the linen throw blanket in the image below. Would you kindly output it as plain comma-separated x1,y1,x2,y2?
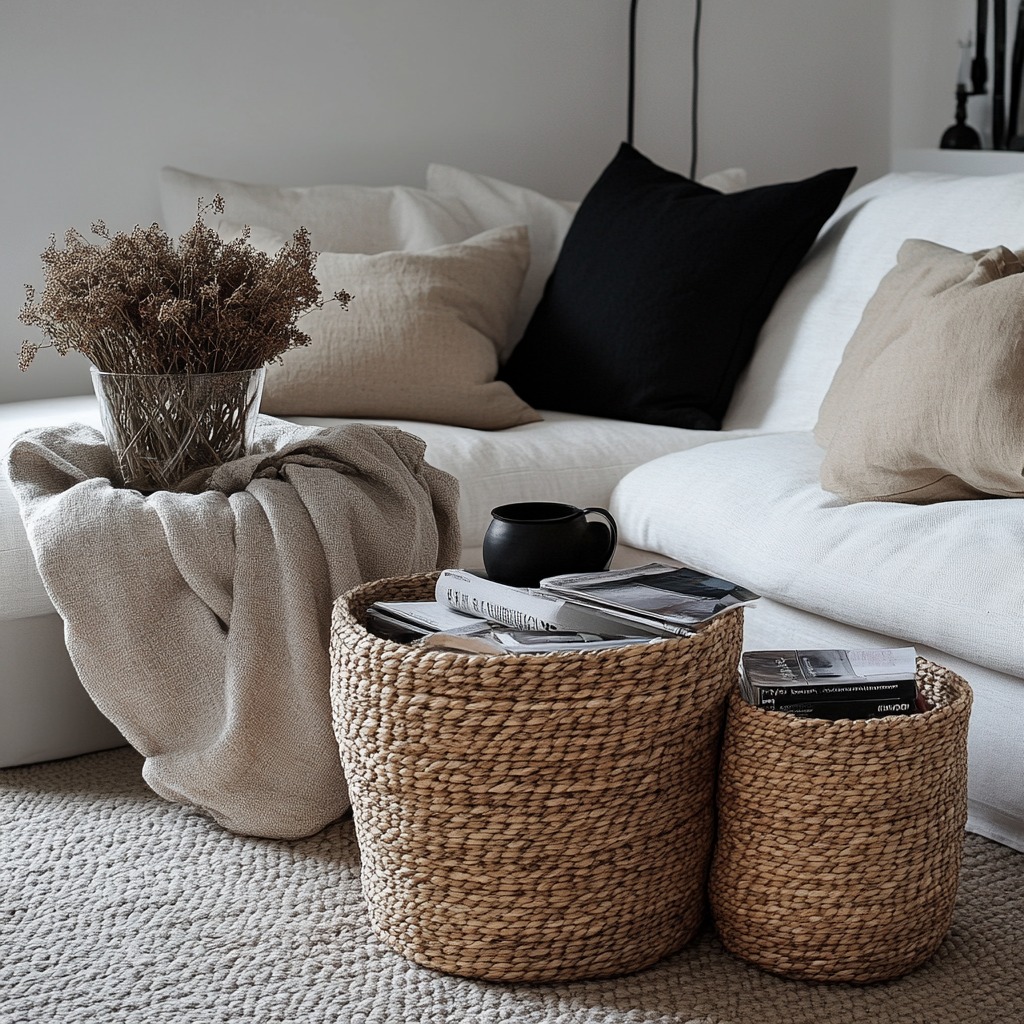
5,417,460,839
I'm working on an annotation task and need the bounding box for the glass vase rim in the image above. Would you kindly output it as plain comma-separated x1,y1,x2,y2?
89,366,266,380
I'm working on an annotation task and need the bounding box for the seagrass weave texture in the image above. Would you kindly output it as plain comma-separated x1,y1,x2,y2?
329,573,744,982
709,659,972,983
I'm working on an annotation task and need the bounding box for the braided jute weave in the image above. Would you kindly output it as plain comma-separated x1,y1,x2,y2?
329,572,744,982
709,658,972,984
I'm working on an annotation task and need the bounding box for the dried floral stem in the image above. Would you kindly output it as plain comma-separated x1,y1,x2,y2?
19,196,352,375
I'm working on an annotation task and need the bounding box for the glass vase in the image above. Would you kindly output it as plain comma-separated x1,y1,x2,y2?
90,367,266,493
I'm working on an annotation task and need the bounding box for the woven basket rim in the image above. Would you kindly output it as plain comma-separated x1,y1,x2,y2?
333,570,740,668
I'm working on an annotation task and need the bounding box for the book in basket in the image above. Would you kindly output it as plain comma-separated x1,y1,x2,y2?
739,647,920,717
538,562,759,633
773,695,918,720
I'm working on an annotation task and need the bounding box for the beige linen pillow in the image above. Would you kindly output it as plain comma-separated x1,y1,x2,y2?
259,225,541,430
815,238,1024,502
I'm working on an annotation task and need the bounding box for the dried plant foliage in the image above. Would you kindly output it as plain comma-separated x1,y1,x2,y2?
19,199,353,491
19,196,352,374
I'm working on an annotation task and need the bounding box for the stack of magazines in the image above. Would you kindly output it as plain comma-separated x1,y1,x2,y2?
739,647,923,720
365,563,759,655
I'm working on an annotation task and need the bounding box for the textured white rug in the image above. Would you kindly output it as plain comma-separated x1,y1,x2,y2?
2,746,1022,1024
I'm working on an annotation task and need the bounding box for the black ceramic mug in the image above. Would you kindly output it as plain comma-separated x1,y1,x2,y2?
482,501,618,588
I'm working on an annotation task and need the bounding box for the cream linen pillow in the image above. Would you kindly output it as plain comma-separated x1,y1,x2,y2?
258,225,541,430
816,238,1024,502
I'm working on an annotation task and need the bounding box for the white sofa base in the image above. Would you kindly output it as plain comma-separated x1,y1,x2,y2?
4,395,1023,856
0,615,125,766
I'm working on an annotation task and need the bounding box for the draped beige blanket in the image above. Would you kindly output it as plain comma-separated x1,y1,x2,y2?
5,417,460,838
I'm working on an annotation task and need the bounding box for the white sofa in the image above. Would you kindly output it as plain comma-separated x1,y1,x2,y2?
2,163,1022,856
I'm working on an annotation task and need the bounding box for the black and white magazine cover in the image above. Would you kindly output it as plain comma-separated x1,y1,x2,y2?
540,562,759,630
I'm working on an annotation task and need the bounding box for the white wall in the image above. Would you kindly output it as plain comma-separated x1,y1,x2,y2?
2,1,893,403
637,0,891,189
891,0,970,151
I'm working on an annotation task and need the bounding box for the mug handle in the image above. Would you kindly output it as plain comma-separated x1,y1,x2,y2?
582,507,618,567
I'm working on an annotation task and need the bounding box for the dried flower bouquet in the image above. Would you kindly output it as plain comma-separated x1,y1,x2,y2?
18,198,351,490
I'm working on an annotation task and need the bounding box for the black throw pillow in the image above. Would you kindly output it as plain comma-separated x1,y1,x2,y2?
500,143,855,429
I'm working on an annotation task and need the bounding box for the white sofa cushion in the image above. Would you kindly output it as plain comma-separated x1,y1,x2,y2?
3,396,760,621
724,170,1024,433
287,412,760,551
610,431,1024,680
159,166,486,255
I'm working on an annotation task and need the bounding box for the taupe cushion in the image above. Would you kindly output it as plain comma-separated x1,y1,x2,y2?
261,226,540,430
815,238,1024,502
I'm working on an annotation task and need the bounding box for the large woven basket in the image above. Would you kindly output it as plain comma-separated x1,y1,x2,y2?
330,572,744,982
709,658,972,983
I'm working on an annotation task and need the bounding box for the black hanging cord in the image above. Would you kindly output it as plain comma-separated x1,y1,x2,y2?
689,0,702,178
627,0,703,178
628,0,639,148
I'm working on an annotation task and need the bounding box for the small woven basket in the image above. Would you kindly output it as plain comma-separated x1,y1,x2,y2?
709,658,972,983
330,572,744,982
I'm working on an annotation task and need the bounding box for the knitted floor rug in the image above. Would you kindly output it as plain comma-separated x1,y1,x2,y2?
2,747,1022,1024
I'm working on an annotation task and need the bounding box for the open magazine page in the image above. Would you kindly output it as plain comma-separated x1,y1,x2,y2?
539,562,759,629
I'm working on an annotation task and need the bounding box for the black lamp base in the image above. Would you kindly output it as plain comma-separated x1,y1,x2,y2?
940,84,983,150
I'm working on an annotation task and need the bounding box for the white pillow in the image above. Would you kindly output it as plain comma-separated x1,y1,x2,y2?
697,167,748,193
426,163,748,359
159,166,487,255
723,170,1024,433
426,164,577,357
